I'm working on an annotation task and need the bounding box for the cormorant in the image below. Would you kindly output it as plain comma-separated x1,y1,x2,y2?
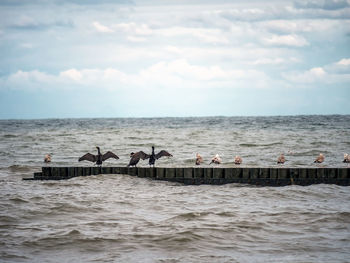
78,147,119,166
131,146,172,167
277,153,285,164
314,153,325,163
128,151,150,167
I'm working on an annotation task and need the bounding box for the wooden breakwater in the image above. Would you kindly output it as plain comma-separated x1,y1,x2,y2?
24,166,350,186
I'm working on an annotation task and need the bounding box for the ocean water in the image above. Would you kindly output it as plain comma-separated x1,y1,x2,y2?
0,116,350,262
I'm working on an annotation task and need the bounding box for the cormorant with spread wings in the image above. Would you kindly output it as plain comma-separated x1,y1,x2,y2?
128,151,150,167
79,146,119,166
128,146,172,167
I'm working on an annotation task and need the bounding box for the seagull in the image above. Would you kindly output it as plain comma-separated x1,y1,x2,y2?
209,154,222,165
234,155,242,165
78,147,119,166
277,153,285,164
343,153,350,163
44,154,51,163
314,153,325,163
195,153,203,165
128,151,150,167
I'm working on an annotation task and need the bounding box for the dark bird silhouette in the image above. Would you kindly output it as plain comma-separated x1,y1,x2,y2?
149,146,172,167
132,146,172,167
128,151,150,167
78,147,119,166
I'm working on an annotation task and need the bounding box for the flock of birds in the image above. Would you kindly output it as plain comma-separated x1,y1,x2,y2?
43,147,350,166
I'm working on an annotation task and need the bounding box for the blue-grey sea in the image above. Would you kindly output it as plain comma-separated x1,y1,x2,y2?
1,115,350,262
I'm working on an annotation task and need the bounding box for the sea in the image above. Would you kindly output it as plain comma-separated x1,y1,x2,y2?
0,115,349,262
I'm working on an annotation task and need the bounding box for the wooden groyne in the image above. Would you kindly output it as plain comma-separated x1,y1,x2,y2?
24,167,350,186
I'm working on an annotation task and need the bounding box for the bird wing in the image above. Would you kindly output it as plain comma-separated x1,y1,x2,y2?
132,151,150,160
128,151,150,166
102,151,119,161
79,153,96,162
155,150,173,159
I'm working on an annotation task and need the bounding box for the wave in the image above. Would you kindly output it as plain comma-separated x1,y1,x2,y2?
8,165,34,172
239,142,282,147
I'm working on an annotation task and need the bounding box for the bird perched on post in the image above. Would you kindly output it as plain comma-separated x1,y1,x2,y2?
78,147,119,166
195,153,203,165
128,146,172,167
343,153,350,163
234,155,242,165
209,154,222,165
128,151,150,167
277,153,285,164
44,154,51,163
314,153,325,163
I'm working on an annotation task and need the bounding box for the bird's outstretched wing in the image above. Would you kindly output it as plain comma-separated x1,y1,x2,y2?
128,151,150,166
132,151,150,160
79,153,96,162
102,151,119,161
155,150,172,159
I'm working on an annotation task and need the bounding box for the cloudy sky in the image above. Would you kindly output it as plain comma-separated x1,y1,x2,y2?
0,0,349,118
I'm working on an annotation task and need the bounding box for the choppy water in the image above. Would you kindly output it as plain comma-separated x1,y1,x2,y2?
1,116,350,262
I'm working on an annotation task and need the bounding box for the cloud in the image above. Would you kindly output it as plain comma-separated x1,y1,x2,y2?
0,0,133,6
294,0,350,10
5,15,74,31
262,34,309,47
60,69,82,81
113,22,152,35
157,26,229,44
282,58,350,84
1,60,271,91
92,21,114,33
337,58,350,66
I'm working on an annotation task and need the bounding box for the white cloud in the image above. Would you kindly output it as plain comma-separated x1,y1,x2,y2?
258,19,338,34
113,22,153,35
337,58,350,66
60,69,82,81
283,67,326,83
92,21,113,33
262,34,309,47
2,60,272,91
282,59,350,84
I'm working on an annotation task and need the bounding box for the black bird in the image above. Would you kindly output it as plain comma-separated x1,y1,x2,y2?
78,147,119,166
148,146,172,167
128,146,172,167
128,151,150,167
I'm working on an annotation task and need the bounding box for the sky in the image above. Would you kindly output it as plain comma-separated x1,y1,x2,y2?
0,0,349,119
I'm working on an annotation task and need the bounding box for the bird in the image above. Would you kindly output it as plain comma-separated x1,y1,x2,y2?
148,146,172,167
44,154,51,163
277,153,285,164
128,151,150,167
314,153,325,163
343,153,350,163
78,147,119,166
209,154,222,165
234,155,242,165
195,153,203,165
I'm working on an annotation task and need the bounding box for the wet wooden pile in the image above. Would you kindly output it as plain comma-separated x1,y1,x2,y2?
24,166,350,186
